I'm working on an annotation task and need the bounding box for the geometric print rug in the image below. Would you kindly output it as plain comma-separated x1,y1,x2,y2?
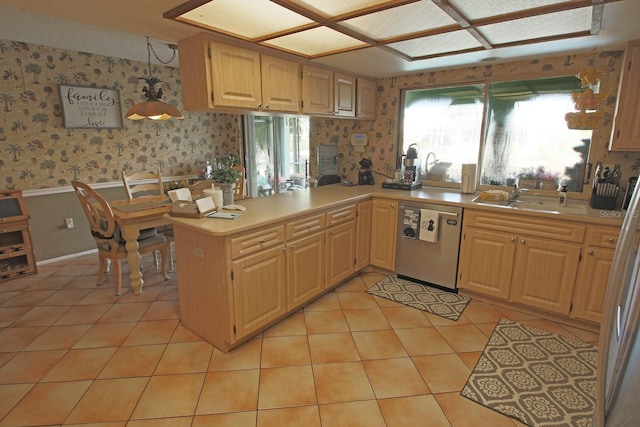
461,318,598,426
366,275,470,321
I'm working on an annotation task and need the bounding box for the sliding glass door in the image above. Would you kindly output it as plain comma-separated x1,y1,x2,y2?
244,115,310,198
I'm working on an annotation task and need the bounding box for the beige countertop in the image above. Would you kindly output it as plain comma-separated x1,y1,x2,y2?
168,184,625,235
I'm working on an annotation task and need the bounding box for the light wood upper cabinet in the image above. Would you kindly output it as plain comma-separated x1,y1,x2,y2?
178,34,300,113
301,66,358,117
208,42,262,109
610,38,640,151
334,73,356,117
301,65,333,115
356,78,377,119
370,198,397,270
179,33,374,118
260,55,300,113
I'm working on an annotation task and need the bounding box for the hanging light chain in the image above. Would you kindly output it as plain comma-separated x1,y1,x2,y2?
146,37,177,67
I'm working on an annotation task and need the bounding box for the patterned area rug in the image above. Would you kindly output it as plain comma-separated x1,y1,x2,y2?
366,275,470,321
461,318,597,426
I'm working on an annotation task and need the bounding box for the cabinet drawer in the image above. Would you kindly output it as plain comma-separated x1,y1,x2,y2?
464,209,585,243
0,224,31,253
286,213,325,241
230,225,284,259
326,205,356,227
585,226,619,248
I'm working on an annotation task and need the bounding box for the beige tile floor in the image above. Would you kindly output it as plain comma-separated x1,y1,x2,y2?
0,254,599,426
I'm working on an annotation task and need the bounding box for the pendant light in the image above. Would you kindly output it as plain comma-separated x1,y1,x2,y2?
126,37,183,121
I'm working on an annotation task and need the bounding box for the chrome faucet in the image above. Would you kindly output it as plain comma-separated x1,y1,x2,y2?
506,186,528,204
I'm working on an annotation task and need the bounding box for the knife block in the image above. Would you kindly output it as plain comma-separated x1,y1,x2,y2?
590,185,618,210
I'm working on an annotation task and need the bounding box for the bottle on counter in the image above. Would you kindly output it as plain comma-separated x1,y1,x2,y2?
559,184,568,206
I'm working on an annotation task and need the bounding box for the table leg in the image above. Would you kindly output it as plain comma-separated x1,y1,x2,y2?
120,224,144,295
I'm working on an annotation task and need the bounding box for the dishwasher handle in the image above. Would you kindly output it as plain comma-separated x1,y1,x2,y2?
400,205,459,218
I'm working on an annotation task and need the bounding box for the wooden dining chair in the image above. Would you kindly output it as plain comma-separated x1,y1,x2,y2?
121,169,164,199
72,180,169,296
121,169,176,269
232,165,247,199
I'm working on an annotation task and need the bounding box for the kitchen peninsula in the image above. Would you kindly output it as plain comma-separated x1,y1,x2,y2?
169,184,623,352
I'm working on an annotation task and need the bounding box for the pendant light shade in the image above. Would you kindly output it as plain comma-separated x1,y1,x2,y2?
127,38,183,121
126,77,183,120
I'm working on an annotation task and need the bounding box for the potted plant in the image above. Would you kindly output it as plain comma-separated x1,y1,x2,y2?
207,153,242,205
517,166,559,190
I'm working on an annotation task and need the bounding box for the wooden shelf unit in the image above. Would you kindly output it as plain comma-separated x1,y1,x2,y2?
0,190,37,281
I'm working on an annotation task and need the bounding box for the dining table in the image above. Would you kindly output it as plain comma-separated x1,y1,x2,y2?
108,196,173,295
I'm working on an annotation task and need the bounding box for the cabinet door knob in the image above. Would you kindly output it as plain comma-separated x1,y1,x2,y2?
520,239,525,244
259,239,265,244
608,237,615,243
289,245,294,250
588,250,594,255
510,237,515,242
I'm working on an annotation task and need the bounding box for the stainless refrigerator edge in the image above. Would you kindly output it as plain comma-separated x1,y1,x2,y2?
596,181,640,426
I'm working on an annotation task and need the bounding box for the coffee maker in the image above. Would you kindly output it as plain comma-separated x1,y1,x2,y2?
401,144,422,189
403,157,420,186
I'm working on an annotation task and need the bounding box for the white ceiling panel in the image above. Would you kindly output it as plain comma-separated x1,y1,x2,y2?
340,1,456,40
479,7,592,45
286,0,397,18
263,26,368,56
1,0,639,77
179,0,312,39
450,0,568,20
389,30,481,58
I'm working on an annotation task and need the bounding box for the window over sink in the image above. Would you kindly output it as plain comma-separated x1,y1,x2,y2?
400,75,591,193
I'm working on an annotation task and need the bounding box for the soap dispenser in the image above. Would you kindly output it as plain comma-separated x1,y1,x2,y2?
559,184,568,206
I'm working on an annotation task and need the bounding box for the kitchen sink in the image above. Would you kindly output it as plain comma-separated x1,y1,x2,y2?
471,195,588,215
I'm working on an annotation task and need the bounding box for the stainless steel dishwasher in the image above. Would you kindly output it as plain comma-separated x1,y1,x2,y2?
395,203,463,291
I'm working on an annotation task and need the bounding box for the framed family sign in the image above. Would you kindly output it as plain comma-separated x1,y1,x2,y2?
59,84,123,129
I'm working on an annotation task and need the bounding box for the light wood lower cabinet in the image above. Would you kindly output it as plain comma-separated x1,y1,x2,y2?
326,221,356,288
572,246,613,323
175,203,364,352
355,200,372,271
287,231,325,309
232,245,287,340
458,229,515,299
510,237,581,315
370,198,397,270
458,209,585,316
325,205,357,288
571,225,620,323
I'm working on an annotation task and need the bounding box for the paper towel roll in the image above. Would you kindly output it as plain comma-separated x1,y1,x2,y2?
461,164,477,194
203,188,224,208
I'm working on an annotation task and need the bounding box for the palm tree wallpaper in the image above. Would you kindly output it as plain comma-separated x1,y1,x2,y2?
0,38,240,191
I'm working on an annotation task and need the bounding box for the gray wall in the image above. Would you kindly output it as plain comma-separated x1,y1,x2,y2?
25,186,129,262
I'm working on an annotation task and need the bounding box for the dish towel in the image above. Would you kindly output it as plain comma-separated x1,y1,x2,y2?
419,209,439,242
168,188,192,202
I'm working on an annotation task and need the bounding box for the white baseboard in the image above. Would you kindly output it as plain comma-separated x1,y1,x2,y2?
37,249,98,265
